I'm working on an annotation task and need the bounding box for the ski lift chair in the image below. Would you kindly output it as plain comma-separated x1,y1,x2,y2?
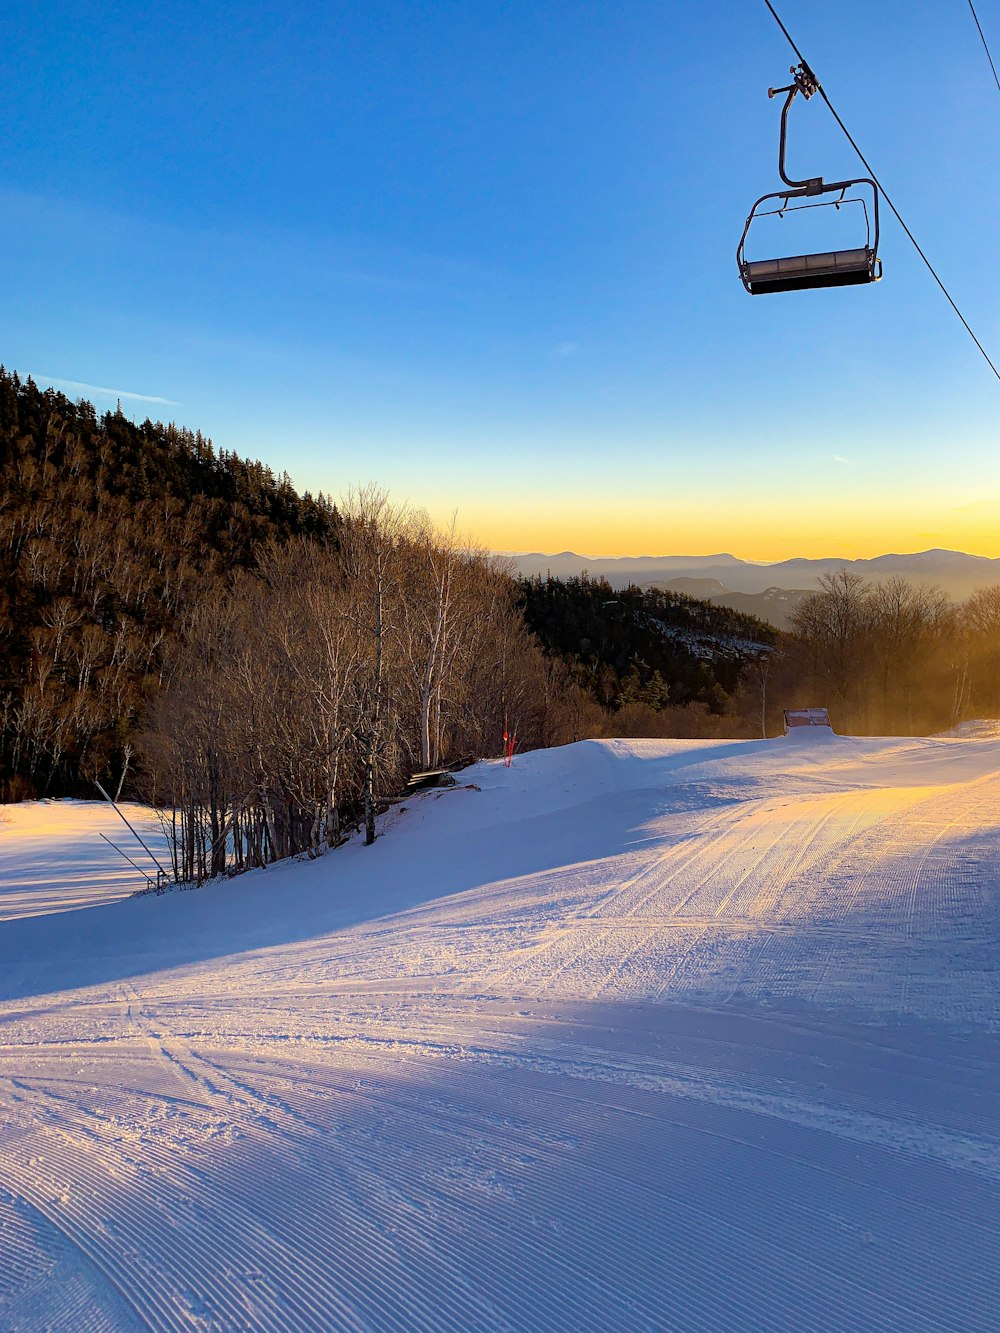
737,63,882,295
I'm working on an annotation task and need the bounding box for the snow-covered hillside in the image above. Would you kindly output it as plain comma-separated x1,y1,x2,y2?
1,733,999,1330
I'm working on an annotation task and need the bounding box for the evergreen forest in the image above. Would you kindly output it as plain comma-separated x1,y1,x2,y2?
519,575,772,715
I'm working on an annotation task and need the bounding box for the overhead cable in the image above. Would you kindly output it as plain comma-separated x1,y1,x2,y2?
967,0,1000,94
762,0,1000,382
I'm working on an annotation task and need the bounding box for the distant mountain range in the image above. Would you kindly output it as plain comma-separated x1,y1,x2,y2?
513,549,1000,630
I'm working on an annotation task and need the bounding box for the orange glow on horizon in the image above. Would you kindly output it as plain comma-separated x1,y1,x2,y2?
435,496,1000,563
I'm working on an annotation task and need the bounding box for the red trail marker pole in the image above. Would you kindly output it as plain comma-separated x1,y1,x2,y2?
503,730,516,767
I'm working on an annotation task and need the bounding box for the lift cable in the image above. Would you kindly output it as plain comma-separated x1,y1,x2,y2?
967,0,1000,94
763,0,1000,382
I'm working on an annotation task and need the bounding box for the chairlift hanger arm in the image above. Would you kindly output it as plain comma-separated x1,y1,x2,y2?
768,62,823,192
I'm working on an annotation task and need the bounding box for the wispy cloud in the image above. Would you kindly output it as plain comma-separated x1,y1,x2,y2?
31,375,178,406
551,341,581,359
832,453,853,465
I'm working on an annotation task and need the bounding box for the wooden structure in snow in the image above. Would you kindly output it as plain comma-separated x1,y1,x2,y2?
783,707,832,732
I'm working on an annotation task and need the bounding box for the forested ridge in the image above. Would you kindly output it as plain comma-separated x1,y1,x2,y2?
0,369,337,800
519,575,773,713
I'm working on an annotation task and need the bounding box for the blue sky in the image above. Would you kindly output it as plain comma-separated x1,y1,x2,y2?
2,0,998,557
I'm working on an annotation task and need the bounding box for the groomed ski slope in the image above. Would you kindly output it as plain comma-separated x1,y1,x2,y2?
1,731,999,1331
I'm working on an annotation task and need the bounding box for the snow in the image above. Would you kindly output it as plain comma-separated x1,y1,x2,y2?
2,733,999,1330
0,800,171,922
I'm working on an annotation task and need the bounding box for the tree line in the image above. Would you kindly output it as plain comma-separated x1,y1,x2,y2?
130,558,1000,884
781,570,1000,736
5,368,1000,886
516,570,1000,743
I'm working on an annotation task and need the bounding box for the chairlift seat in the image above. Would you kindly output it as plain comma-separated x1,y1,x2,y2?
743,247,879,295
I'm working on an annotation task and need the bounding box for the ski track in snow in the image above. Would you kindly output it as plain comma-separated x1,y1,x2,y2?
1,733,999,1330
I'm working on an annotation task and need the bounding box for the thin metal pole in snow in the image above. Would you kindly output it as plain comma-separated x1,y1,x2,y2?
95,780,171,879
98,831,155,887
